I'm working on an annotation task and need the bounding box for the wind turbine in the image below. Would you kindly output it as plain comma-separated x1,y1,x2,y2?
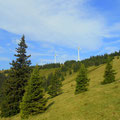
39,52,59,64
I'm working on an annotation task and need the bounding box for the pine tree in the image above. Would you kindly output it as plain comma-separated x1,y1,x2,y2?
73,62,80,72
45,73,54,91
61,75,65,81
69,70,72,75
20,65,47,119
102,59,116,84
75,64,90,94
0,35,31,117
48,70,62,98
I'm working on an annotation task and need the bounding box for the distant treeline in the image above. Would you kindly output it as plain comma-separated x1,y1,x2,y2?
31,63,61,69
81,51,120,67
32,50,120,70
0,50,120,91
60,51,120,73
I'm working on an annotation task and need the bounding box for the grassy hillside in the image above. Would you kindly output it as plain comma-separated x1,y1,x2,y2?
39,68,59,77
1,57,120,120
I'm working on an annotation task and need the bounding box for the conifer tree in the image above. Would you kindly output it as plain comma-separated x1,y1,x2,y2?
20,65,47,119
102,59,116,84
69,70,72,75
75,64,90,94
45,73,54,91
73,62,80,72
61,75,65,81
0,35,31,117
48,70,62,98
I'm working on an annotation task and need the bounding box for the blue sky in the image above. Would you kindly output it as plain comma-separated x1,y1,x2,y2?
0,0,120,70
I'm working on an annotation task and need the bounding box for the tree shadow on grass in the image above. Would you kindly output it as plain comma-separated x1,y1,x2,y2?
46,101,55,111
47,92,63,100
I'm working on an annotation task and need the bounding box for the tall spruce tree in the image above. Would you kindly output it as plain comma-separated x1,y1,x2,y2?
61,75,65,81
102,58,116,84
48,70,62,98
75,64,90,94
45,73,54,91
0,35,31,117
20,65,47,119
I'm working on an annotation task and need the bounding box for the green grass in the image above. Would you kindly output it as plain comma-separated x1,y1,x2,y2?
1,58,120,120
39,68,59,77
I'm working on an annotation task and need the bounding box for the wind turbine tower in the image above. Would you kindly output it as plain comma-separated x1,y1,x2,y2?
78,47,80,61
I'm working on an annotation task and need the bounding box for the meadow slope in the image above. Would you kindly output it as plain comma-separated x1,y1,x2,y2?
1,58,120,120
